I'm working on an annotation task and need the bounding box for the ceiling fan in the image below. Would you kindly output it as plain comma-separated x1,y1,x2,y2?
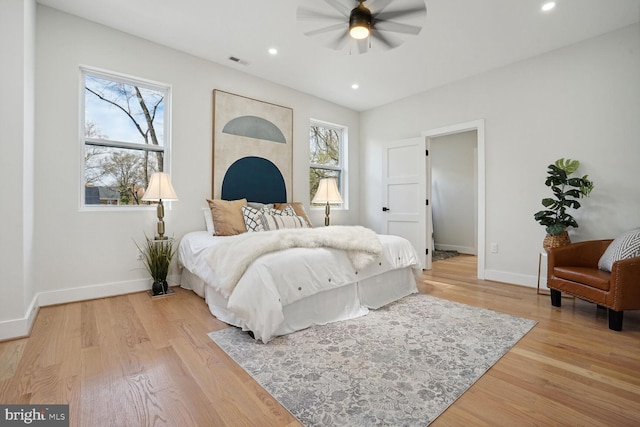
297,0,427,54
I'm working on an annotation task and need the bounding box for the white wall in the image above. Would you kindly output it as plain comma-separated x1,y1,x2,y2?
361,23,640,288
0,0,37,338
431,131,477,255
0,4,362,339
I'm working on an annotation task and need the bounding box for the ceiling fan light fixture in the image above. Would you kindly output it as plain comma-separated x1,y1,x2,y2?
298,0,425,53
349,23,370,39
349,1,372,40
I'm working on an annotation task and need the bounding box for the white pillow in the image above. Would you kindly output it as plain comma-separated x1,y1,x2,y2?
260,214,308,231
247,202,273,210
202,207,215,234
598,228,640,272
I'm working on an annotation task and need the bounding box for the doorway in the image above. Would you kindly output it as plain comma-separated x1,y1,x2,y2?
430,131,477,256
423,120,485,279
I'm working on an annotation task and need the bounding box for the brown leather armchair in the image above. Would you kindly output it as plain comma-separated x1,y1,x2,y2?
547,239,640,331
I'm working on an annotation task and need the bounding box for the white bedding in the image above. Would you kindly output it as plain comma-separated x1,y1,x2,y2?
178,229,422,342
206,226,383,296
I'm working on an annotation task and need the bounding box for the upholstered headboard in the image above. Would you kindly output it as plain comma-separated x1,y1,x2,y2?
221,156,287,204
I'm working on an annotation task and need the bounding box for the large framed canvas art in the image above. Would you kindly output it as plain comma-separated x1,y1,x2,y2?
212,90,293,202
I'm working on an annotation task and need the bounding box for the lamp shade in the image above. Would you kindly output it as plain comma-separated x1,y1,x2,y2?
142,172,178,201
312,178,343,204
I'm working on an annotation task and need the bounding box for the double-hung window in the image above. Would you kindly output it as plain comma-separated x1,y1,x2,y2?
81,67,170,207
309,120,347,207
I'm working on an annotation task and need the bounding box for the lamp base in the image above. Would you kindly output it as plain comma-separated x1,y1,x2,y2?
324,202,331,226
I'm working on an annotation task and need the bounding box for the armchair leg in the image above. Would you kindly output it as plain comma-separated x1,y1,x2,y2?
608,309,623,331
550,289,561,307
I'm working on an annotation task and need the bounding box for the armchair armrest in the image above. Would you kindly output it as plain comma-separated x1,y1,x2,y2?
547,239,613,270
610,256,640,311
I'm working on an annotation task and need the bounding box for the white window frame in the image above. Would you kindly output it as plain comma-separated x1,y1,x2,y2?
79,66,172,210
309,119,348,209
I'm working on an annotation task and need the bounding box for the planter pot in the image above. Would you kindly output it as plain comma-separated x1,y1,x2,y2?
152,280,165,296
543,231,571,251
162,280,169,294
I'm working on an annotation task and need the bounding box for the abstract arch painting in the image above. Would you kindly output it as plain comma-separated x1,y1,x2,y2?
221,156,287,204
212,90,293,201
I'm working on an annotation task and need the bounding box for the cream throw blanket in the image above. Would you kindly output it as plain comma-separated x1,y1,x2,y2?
207,226,382,297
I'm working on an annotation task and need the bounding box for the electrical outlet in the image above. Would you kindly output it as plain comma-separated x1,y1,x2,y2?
490,243,499,253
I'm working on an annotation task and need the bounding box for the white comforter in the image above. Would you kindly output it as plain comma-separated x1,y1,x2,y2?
178,229,422,342
206,226,383,296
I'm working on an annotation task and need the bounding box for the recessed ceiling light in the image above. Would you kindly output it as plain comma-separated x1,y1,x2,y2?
268,48,278,55
541,2,556,12
351,83,359,90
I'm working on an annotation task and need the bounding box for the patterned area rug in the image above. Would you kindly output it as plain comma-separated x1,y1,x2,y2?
433,249,459,261
209,295,536,426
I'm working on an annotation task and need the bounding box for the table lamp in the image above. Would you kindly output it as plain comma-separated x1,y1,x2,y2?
312,177,343,226
142,172,178,240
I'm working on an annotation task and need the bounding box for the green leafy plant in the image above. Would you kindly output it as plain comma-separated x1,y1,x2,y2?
135,236,176,282
534,158,594,236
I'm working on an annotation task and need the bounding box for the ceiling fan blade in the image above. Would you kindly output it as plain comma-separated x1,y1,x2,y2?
371,30,399,50
304,22,346,37
376,6,426,21
374,20,422,35
369,0,393,14
327,29,350,50
323,0,350,18
297,6,344,21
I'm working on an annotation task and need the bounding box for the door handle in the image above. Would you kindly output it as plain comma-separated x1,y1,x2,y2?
382,207,390,212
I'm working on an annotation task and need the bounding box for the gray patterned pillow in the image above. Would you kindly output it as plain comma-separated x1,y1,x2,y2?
242,206,264,232
598,228,640,272
242,205,296,232
277,205,296,216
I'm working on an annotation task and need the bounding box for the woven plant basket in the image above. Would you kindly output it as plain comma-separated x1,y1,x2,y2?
543,231,571,251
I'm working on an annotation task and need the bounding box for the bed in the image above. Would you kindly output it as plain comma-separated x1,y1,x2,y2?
178,155,421,343
179,227,421,342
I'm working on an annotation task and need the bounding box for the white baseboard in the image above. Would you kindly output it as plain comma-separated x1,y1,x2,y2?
37,278,151,306
484,269,538,288
0,274,180,342
0,297,40,342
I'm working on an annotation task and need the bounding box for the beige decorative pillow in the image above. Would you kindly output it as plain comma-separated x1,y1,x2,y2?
274,202,313,228
206,198,247,236
260,214,309,231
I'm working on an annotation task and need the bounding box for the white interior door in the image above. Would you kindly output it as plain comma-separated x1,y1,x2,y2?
382,137,430,269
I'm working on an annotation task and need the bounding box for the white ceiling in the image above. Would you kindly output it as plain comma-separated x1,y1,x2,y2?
36,0,640,112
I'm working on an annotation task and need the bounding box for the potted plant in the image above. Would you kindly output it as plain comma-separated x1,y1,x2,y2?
534,158,594,250
135,236,176,296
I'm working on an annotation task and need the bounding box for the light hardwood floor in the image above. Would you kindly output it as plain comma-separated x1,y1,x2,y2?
1,255,639,426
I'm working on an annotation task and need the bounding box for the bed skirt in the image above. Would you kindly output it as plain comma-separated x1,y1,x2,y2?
180,266,418,338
